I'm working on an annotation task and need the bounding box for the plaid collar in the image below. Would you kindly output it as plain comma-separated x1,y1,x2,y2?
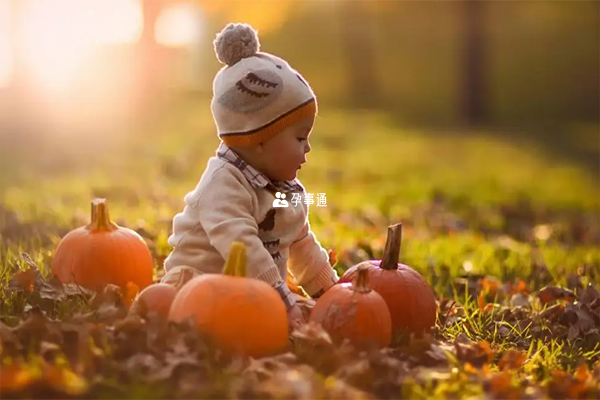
216,142,305,194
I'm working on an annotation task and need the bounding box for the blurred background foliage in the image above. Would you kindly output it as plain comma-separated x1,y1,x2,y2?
0,0,598,298
0,0,598,201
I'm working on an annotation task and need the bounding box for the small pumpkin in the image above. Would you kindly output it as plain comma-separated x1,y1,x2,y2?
130,268,195,318
168,241,288,358
51,198,154,291
309,264,392,349
339,223,437,335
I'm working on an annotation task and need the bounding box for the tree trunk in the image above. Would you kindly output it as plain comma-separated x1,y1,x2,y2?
135,0,167,112
461,0,487,125
338,0,380,109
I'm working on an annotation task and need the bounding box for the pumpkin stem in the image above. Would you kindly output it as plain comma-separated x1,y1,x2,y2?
223,241,247,277
86,200,97,229
89,198,118,232
380,223,402,270
352,265,371,293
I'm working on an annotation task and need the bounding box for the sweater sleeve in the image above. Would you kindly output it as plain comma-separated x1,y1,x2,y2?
194,167,284,287
287,204,339,298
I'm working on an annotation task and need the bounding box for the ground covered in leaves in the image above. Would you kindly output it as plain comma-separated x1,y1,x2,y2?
1,102,599,398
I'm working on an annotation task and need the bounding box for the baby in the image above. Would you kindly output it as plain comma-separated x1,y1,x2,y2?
161,22,339,330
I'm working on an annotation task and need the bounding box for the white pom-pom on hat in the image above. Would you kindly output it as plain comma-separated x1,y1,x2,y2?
213,22,260,66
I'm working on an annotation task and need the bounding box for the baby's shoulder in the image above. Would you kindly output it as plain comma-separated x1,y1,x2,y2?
183,158,253,206
200,157,251,186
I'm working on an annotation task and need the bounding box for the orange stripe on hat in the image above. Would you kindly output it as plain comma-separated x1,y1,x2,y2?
220,99,317,148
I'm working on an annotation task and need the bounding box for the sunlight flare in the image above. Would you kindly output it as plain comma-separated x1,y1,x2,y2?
1,0,142,91
0,0,12,88
155,2,204,48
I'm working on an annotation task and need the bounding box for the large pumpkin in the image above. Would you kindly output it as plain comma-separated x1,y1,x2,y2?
310,265,392,349
168,241,288,358
339,223,437,335
51,198,154,291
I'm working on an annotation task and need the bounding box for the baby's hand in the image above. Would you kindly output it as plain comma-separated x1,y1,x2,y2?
287,303,307,332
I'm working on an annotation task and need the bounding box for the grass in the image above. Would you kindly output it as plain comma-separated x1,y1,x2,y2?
1,97,599,398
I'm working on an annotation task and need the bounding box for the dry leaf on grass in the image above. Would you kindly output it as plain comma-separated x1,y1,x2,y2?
454,334,496,368
498,349,527,371
537,286,577,304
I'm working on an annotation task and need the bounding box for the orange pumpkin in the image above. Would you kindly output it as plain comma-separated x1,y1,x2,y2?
168,242,288,358
133,284,176,317
339,223,437,335
131,268,195,318
309,264,392,349
51,198,154,291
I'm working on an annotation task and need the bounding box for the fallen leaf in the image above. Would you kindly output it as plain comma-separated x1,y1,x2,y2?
516,279,530,295
454,334,495,368
37,275,68,302
89,284,122,309
567,325,581,341
579,284,600,306
575,362,590,383
478,292,485,311
73,285,128,324
498,349,527,371
560,302,596,338
547,369,595,400
62,282,95,298
404,334,450,367
123,353,162,377
323,376,374,399
485,371,523,399
539,303,565,321
0,363,37,393
292,322,356,375
41,363,89,396
537,286,576,304
482,276,501,298
510,292,531,307
14,306,63,348
8,268,37,292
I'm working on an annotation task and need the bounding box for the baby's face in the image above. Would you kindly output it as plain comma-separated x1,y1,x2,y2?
260,116,314,182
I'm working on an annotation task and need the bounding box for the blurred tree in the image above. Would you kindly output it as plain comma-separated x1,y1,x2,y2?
134,0,298,103
135,0,172,113
461,0,487,125
336,0,380,109
194,0,295,33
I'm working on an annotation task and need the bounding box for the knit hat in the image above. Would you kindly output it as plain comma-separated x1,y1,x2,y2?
211,23,317,148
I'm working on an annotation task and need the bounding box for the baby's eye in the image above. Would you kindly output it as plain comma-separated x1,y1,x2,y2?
297,138,306,142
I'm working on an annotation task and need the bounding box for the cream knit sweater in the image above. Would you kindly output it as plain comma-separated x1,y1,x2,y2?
163,153,339,300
